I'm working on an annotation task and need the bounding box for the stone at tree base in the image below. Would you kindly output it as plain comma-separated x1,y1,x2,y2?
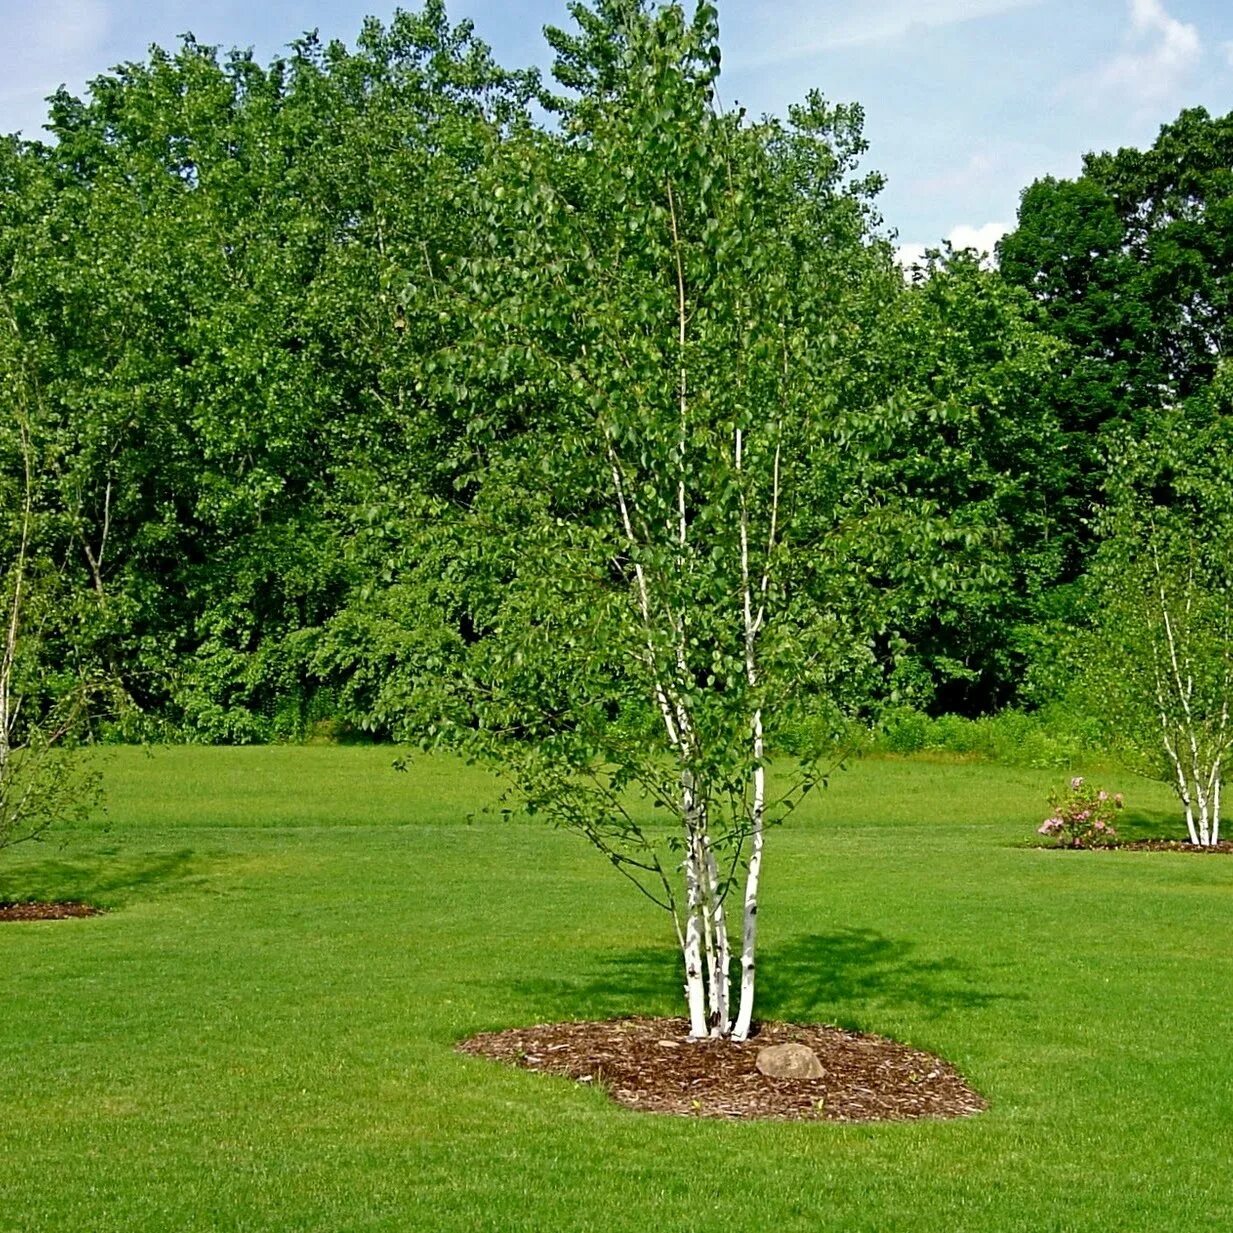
755,1042,825,1080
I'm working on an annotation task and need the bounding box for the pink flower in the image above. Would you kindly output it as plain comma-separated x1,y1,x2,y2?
1093,819,1106,830
1097,791,1109,802
1070,777,1085,790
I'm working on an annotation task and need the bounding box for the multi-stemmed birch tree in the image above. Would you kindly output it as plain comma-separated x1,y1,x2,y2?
1091,393,1233,847
405,0,974,1037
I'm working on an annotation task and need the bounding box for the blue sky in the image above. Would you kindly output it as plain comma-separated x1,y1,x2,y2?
2,0,1231,258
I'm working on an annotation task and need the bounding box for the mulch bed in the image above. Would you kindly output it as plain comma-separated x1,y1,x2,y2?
1033,840,1233,854
0,901,103,922
458,1016,987,1122
1116,839,1233,853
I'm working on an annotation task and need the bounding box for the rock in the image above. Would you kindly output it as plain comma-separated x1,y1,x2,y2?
756,1042,825,1080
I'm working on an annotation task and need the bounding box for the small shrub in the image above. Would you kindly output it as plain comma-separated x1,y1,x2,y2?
1037,777,1124,848
878,708,933,754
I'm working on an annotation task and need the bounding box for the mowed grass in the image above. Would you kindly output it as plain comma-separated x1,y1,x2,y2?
1,746,1229,1232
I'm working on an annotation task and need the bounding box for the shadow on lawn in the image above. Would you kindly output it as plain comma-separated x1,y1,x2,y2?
512,926,1014,1025
0,847,203,908
1112,807,1190,843
757,928,1014,1024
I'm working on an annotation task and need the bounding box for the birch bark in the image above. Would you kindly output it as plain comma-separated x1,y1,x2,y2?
731,426,778,1041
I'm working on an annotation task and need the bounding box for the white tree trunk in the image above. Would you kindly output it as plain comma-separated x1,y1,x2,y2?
732,706,765,1041
1212,767,1222,845
681,835,710,1038
1163,727,1201,846
700,826,731,1035
730,424,778,1042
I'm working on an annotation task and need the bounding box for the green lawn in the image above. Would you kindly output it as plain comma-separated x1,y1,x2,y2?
1,747,1228,1232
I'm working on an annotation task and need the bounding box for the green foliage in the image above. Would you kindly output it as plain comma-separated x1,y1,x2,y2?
870,248,1072,710
2,5,1225,744
852,705,1103,769
0,739,100,857
1000,107,1233,436
1075,391,1233,835
0,9,538,740
0,303,101,856
998,106,1233,612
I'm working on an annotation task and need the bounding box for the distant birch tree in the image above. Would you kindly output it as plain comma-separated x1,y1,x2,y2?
403,0,978,1037
1090,388,1233,846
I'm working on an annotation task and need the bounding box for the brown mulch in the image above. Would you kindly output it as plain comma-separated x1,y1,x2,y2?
0,901,103,922
1116,839,1233,853
1033,840,1233,854
458,1016,987,1122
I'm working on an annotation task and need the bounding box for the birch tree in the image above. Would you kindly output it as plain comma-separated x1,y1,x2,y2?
404,0,970,1037
1090,389,1233,846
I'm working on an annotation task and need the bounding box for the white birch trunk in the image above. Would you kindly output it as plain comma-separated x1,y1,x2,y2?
700,824,730,1035
681,803,710,1038
1195,778,1211,847
1162,722,1200,846
696,827,718,1017
730,425,777,1042
732,705,764,1041
1213,771,1222,845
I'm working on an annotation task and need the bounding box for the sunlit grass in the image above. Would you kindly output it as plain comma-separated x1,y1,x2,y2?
0,746,1222,1232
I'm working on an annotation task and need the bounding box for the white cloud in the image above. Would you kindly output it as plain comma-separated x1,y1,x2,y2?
894,241,929,270
733,0,1043,67
948,221,1011,257
1092,0,1201,103
895,221,1011,274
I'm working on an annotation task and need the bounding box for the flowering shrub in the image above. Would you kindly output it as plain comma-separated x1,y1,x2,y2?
1037,777,1124,848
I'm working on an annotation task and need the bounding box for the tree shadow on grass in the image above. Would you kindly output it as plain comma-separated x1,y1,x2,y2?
507,927,1016,1026
0,848,203,909
757,928,1015,1026
1016,806,1200,847
1114,807,1191,843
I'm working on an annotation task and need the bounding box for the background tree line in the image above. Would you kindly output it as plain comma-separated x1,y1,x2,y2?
0,0,1229,749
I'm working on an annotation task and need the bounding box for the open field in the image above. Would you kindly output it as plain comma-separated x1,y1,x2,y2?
1,747,1229,1232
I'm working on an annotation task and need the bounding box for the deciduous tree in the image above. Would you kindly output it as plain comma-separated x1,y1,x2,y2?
402,0,981,1036
1086,374,1233,845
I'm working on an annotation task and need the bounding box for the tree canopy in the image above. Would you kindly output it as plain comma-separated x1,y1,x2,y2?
0,1,1228,757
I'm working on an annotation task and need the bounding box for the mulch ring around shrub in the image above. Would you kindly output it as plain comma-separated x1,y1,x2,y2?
0,901,103,922
1032,840,1233,854
458,1016,987,1122
1116,839,1233,853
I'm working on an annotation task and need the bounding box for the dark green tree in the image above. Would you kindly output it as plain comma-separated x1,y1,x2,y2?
868,247,1070,712
1,7,537,739
1000,107,1233,442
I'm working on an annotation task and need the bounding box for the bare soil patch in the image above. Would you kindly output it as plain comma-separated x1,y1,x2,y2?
459,1016,987,1122
0,901,103,922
